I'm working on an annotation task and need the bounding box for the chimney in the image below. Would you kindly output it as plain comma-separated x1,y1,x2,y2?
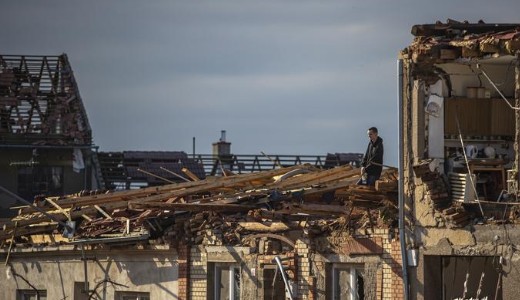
212,130,231,156
220,130,226,142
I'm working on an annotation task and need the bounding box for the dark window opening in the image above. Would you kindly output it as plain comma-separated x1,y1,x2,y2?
424,255,502,300
16,289,47,300
17,166,63,200
263,267,286,300
114,291,150,300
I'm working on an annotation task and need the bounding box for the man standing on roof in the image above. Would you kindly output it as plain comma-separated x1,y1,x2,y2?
359,127,384,186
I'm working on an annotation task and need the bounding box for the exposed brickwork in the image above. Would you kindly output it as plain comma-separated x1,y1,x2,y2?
177,244,190,300
376,266,383,300
390,240,404,300
189,247,207,300
179,229,403,300
296,238,311,299
358,229,403,300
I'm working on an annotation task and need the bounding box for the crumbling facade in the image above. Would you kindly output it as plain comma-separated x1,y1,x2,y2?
399,20,520,300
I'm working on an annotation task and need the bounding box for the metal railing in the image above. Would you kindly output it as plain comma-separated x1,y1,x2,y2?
192,154,358,176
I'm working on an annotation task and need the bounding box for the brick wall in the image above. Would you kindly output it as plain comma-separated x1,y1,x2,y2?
179,230,403,300
177,244,190,300
296,238,311,299
378,229,404,300
189,246,207,300
390,240,404,299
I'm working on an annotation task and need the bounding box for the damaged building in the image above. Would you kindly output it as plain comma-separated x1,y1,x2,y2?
0,163,403,300
0,54,99,217
5,19,520,300
0,55,402,299
399,20,520,300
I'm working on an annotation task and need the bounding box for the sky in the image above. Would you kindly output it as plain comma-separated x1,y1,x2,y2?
1,1,520,166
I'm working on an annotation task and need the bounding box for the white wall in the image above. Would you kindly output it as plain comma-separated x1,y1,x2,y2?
0,248,178,300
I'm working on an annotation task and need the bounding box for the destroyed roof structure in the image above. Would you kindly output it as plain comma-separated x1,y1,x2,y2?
0,54,92,145
0,54,102,216
0,161,402,299
399,19,520,300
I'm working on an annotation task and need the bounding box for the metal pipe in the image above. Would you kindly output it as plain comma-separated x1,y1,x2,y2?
398,59,410,300
515,52,520,189
81,243,89,294
273,256,294,300
192,137,196,159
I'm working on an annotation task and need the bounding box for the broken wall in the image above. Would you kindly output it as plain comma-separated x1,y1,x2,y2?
400,27,520,300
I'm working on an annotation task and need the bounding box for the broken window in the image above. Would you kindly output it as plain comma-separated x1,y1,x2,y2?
424,255,502,300
263,266,286,300
326,263,365,300
17,166,63,200
207,263,241,300
113,291,150,300
16,289,47,300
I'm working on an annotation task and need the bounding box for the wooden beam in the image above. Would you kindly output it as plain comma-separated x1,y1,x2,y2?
129,202,256,212
182,167,201,181
94,205,113,219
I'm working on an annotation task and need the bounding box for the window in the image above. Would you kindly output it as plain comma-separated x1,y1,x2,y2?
327,264,365,300
208,263,241,300
73,282,89,300
17,166,63,200
16,289,47,300
263,266,286,300
114,291,150,300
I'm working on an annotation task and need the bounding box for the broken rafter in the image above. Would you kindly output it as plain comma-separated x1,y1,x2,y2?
0,165,400,244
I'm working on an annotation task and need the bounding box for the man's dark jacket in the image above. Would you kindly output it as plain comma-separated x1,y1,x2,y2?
361,136,384,177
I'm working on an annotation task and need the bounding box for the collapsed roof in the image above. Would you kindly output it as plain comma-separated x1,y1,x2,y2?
1,164,399,249
405,20,520,69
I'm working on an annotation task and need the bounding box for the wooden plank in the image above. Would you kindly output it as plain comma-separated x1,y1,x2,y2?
129,202,256,212
94,205,113,219
44,198,70,221
182,167,201,181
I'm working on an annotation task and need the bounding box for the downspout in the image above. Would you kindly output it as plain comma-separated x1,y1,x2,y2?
515,52,520,187
398,59,410,300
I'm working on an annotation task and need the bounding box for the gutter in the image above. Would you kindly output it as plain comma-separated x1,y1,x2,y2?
398,59,410,300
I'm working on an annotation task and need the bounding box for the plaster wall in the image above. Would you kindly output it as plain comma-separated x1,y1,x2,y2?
0,249,178,299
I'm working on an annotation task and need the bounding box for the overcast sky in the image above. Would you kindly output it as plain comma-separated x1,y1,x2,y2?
2,1,520,166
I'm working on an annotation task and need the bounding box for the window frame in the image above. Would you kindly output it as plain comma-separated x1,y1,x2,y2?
16,289,47,300
113,291,150,300
328,263,365,300
208,262,241,300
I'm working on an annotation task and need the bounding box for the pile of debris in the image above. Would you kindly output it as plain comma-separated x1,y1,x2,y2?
0,164,398,248
413,160,471,227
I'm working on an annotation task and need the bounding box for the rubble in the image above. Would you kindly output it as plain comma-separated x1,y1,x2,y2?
0,164,398,249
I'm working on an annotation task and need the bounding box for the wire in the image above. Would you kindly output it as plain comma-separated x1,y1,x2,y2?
477,64,520,110
454,107,485,217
